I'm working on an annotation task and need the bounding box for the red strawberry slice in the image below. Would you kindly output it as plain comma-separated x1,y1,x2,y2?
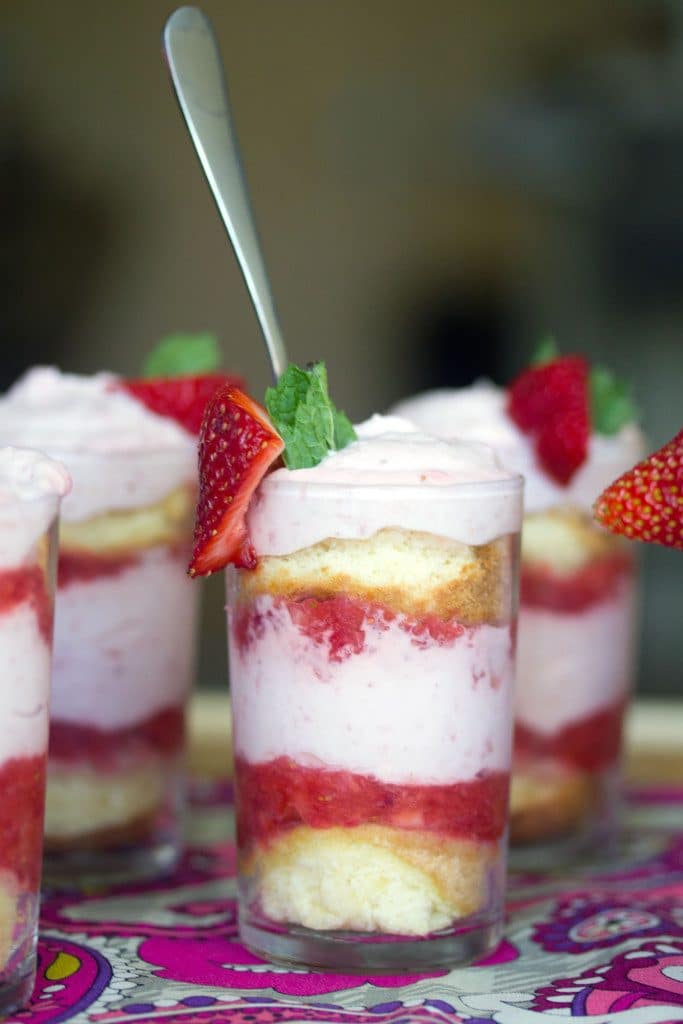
188,385,284,576
507,356,590,485
594,428,683,550
123,373,244,436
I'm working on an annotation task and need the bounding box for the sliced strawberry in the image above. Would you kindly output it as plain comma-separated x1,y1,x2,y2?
594,428,683,550
507,356,590,484
123,373,244,436
188,385,284,576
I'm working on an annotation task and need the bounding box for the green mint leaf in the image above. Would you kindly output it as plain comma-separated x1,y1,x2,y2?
281,390,334,469
307,360,328,392
590,365,637,435
264,364,312,431
531,335,559,366
332,407,356,449
265,361,357,469
143,333,221,377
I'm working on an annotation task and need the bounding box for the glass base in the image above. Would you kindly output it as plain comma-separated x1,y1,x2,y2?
239,915,501,973
43,835,180,889
509,803,620,872
509,828,616,873
0,962,36,1016
510,766,621,870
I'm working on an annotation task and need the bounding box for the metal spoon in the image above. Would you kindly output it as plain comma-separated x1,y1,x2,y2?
163,6,288,382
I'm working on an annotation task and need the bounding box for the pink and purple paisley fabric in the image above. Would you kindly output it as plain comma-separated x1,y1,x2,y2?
7,785,683,1024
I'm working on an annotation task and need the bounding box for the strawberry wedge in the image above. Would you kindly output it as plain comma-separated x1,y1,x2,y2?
594,428,683,551
507,356,590,485
188,385,285,576
124,373,244,436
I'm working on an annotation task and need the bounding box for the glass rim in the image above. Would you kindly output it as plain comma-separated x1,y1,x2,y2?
0,489,63,513
259,472,524,501
41,444,196,466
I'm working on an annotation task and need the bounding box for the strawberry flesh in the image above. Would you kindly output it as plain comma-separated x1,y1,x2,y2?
188,385,284,576
594,428,683,550
507,356,590,484
123,373,244,436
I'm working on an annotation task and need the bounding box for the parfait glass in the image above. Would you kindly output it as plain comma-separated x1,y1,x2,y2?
0,450,68,1013
43,448,200,881
390,385,643,855
227,472,522,971
511,510,638,851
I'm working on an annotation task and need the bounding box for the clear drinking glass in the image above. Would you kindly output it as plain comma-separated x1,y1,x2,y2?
0,464,65,1013
228,474,522,972
42,448,200,881
389,387,643,858
511,509,638,853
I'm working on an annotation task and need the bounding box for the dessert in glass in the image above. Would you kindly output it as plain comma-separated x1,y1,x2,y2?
0,367,200,878
393,354,644,852
189,368,523,971
0,447,70,1013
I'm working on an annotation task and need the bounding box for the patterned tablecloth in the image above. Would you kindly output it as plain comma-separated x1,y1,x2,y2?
9,784,683,1024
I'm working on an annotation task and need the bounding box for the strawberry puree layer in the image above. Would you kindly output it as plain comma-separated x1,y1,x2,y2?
0,565,52,643
515,701,625,772
515,577,635,739
520,552,633,613
49,706,185,768
236,757,509,848
233,594,468,662
58,549,141,588
51,545,198,732
229,592,515,785
0,754,46,890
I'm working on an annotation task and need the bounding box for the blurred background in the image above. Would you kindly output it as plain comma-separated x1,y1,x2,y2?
2,0,681,696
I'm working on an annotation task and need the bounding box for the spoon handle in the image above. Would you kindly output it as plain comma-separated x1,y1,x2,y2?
163,6,288,381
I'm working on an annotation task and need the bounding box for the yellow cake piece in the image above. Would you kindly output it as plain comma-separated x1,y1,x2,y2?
45,760,166,845
510,768,595,844
59,485,193,556
522,507,624,575
0,871,18,971
250,824,495,935
242,528,509,625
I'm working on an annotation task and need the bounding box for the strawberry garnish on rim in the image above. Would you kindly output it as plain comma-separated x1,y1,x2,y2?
594,428,683,551
507,355,590,485
123,372,244,436
188,384,285,576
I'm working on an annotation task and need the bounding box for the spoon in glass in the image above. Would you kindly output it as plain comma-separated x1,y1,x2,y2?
163,5,288,382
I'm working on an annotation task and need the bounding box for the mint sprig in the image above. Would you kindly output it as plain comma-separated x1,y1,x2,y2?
332,407,357,449
589,365,638,436
265,362,356,469
143,333,221,377
531,335,559,365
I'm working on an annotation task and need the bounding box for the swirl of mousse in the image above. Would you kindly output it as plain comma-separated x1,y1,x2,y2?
0,367,196,522
247,414,523,557
392,382,645,513
0,446,71,566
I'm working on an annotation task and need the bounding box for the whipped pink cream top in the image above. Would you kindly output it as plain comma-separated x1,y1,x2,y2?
392,383,645,514
247,414,522,555
0,368,196,521
0,446,71,567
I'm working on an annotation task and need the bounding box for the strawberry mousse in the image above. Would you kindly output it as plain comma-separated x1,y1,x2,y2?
393,359,644,850
0,367,201,875
189,367,523,970
0,446,69,1013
